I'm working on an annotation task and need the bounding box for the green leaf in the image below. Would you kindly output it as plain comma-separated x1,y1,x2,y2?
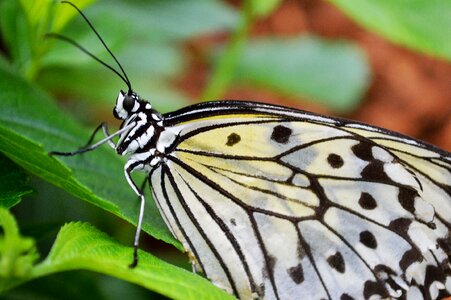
0,60,179,249
0,207,39,283
83,0,238,42
37,0,238,112
3,272,111,300
19,0,53,36
39,42,190,112
3,222,234,300
41,222,233,299
328,0,451,61
250,0,282,17
0,0,32,74
202,0,253,101
3,270,163,300
51,0,96,33
0,155,33,209
229,36,370,112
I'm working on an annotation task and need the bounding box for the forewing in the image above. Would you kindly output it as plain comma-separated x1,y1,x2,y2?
151,104,451,300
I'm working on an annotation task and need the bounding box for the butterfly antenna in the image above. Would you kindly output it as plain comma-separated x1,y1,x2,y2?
46,33,130,87
59,1,133,93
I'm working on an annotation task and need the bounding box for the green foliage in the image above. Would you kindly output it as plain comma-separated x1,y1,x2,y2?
249,0,282,17
203,1,369,113
39,0,239,112
0,213,233,299
329,0,451,61
4,272,114,300
229,37,369,112
202,0,254,101
0,208,39,285
0,156,33,208
0,0,94,78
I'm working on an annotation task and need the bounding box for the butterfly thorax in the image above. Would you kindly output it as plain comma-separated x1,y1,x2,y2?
113,90,177,168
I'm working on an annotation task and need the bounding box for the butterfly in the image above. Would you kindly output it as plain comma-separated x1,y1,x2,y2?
51,2,451,299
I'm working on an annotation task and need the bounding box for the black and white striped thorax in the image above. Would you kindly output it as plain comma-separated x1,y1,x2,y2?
113,90,178,170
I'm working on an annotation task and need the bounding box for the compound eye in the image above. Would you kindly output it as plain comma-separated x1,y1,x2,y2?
122,95,135,111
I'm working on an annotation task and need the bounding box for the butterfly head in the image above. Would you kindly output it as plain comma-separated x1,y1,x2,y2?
113,90,143,120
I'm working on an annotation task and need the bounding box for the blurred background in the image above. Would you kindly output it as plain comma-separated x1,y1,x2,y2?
0,0,450,299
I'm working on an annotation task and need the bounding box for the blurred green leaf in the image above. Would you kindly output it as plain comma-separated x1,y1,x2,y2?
39,41,189,112
202,0,253,101
0,61,179,249
0,207,39,283
228,36,370,112
0,55,12,71
329,0,451,61
2,271,110,300
0,0,32,74
250,0,282,17
19,0,53,35
0,155,33,209
1,222,233,300
51,0,95,33
0,0,95,79
38,0,238,110
21,221,61,244
84,0,238,42
41,0,237,69
2,271,164,300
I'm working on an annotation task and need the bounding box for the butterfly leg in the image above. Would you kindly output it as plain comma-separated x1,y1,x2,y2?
83,122,115,149
124,160,148,268
50,121,136,156
100,122,116,149
49,122,113,156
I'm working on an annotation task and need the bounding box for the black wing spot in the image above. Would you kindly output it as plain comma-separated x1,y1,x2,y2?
230,218,237,226
388,218,412,235
327,153,344,168
226,133,241,146
340,294,355,300
351,142,374,161
360,160,392,182
398,189,416,215
424,264,447,292
287,263,304,284
271,125,292,144
363,280,389,299
399,248,422,272
358,192,377,210
360,230,378,249
327,251,345,273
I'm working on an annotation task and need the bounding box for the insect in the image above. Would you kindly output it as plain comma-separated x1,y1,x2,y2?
50,2,451,299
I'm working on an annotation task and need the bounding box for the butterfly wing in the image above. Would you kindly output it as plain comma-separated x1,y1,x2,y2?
150,101,451,300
